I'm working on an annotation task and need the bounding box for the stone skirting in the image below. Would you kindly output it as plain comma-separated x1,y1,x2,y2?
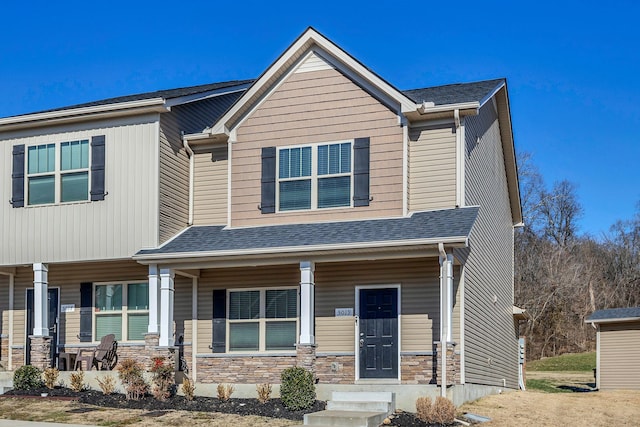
11,348,24,370
296,344,316,374
0,337,8,368
315,355,355,384
401,354,437,384
196,355,297,383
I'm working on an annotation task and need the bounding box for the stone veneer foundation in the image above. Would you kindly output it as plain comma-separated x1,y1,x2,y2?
28,336,52,370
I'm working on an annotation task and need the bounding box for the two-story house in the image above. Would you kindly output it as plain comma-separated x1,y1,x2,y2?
0,28,521,407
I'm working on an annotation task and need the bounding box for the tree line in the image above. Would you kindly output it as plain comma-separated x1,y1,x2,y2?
515,153,640,360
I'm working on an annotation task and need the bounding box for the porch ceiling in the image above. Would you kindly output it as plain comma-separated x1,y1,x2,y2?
134,207,478,267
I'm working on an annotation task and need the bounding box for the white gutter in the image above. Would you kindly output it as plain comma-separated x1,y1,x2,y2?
418,101,479,115
586,317,640,324
438,242,454,397
0,98,168,131
182,136,195,225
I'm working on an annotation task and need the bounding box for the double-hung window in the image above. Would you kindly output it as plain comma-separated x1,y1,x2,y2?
27,139,89,205
277,142,352,211
94,282,149,342
228,288,298,352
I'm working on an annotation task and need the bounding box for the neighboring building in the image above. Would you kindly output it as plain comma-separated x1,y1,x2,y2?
587,307,640,390
0,28,522,407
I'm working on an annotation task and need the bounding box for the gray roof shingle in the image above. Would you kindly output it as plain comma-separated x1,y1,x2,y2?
402,79,505,105
587,307,640,323
135,207,479,258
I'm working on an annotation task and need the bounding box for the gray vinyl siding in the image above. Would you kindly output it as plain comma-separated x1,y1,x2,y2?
460,101,518,388
158,112,189,243
0,115,160,264
599,322,640,390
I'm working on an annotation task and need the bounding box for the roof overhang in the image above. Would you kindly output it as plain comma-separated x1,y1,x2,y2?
513,305,530,321
133,236,468,269
0,98,170,132
586,316,640,325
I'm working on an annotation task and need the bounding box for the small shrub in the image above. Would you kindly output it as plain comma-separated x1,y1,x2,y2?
42,367,59,389
181,376,196,401
116,358,148,400
280,367,316,411
96,374,117,395
256,383,272,404
69,371,86,392
13,365,43,390
216,383,234,401
432,396,456,425
150,357,175,401
416,396,433,423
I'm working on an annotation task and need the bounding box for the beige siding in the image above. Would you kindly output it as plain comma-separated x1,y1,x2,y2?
193,150,228,225
232,67,403,227
0,115,160,265
459,102,519,388
600,322,640,390
159,113,189,243
408,124,457,211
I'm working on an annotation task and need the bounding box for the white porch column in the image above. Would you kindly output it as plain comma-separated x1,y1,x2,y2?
147,264,160,334
440,254,454,343
159,268,175,347
299,261,315,345
32,263,49,337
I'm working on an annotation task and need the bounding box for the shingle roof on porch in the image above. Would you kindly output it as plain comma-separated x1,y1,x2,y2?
135,207,478,259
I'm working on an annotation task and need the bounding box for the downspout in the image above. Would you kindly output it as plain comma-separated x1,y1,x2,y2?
191,276,198,382
439,243,454,397
454,109,464,207
402,116,408,216
182,136,195,225
8,273,14,370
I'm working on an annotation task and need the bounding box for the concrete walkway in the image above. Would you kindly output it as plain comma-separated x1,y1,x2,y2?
0,420,99,427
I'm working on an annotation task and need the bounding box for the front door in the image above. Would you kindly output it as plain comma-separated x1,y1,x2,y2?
25,288,59,366
358,288,398,379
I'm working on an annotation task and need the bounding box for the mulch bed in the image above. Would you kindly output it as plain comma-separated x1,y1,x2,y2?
5,386,325,421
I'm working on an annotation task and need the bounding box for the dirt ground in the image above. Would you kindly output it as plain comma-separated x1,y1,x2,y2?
460,372,640,427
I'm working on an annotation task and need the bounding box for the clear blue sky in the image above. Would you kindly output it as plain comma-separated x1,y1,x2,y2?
2,0,638,237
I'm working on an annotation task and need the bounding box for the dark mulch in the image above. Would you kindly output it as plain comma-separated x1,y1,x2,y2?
386,411,459,427
4,387,325,421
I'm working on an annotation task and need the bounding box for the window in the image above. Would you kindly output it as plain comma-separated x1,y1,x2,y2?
27,139,89,205
94,282,148,341
277,142,352,211
228,288,298,352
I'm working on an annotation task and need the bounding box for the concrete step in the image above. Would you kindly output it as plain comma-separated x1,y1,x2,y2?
326,400,391,413
304,410,387,427
330,391,395,413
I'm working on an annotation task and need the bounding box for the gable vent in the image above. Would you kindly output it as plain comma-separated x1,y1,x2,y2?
295,51,335,74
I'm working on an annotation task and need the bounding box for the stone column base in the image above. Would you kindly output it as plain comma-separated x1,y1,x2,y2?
434,341,459,386
29,335,52,370
296,344,317,375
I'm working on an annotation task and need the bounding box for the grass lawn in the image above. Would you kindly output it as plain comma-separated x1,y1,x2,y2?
527,351,596,371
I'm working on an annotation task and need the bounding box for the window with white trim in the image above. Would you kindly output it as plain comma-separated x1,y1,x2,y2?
94,282,148,341
27,139,89,205
277,141,352,211
228,288,298,352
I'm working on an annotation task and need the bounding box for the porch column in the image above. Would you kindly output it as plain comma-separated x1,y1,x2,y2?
299,261,315,345
159,268,175,347
147,264,160,334
32,263,49,336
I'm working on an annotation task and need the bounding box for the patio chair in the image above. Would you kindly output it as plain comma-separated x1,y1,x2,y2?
74,333,118,371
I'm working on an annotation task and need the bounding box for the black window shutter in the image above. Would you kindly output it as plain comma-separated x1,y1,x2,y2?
260,147,276,214
90,135,106,201
11,144,25,208
212,289,226,353
353,137,370,207
79,282,93,342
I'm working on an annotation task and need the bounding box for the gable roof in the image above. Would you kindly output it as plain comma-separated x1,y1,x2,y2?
134,207,479,262
587,307,640,324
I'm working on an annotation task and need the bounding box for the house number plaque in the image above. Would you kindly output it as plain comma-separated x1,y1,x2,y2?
335,308,353,317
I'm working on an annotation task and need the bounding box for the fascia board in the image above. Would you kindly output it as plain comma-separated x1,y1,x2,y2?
418,101,480,115
0,98,168,131
585,317,640,324
164,84,251,108
479,80,506,108
133,235,469,263
207,27,416,137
